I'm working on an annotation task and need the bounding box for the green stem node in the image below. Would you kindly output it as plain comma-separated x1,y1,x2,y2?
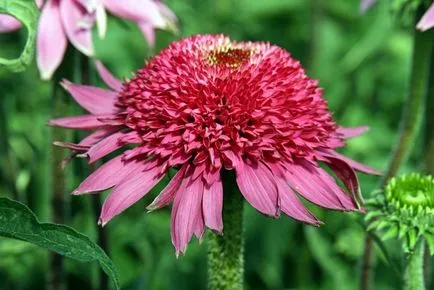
207,171,244,290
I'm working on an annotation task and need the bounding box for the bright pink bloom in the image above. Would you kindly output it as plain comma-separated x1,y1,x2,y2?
0,0,177,80
361,0,434,31
50,35,380,255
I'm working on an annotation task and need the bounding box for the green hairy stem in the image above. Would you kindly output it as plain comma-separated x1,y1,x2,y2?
207,171,244,290
404,239,426,290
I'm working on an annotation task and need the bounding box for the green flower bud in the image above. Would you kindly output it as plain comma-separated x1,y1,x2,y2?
365,173,434,254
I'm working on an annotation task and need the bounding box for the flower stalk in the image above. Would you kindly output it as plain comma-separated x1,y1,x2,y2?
207,171,244,290
360,9,433,290
50,51,73,290
404,238,426,290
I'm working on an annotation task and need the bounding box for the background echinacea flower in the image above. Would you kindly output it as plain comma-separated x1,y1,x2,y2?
361,0,434,31
0,0,177,80
49,34,380,255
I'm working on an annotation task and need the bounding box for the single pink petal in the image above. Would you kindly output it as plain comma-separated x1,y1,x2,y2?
102,0,166,28
95,61,123,91
48,115,112,129
337,126,369,139
83,130,129,163
60,0,94,56
138,23,156,47
202,173,223,232
53,141,89,151
318,149,381,175
417,4,434,32
147,164,187,211
37,0,68,80
61,80,118,114
309,162,359,210
275,174,321,225
360,0,376,13
171,173,204,256
236,161,279,217
99,161,165,225
73,154,144,194
324,156,364,207
0,15,22,32
79,127,120,146
194,210,205,241
283,161,351,210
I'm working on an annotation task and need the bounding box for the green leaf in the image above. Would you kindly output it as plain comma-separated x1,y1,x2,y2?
0,198,120,289
304,227,352,290
0,0,39,72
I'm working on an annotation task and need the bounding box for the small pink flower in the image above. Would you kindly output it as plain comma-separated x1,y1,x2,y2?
0,0,177,80
50,35,380,255
361,0,434,32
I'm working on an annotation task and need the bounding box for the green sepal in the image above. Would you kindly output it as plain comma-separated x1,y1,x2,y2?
382,224,399,241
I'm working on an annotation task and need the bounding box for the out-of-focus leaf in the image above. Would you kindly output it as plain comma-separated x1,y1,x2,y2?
0,0,39,72
304,227,352,290
0,198,120,289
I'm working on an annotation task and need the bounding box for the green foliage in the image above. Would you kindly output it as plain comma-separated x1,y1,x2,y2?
0,0,39,72
0,198,120,289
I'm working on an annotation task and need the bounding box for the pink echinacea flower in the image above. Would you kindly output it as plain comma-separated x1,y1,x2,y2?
0,0,177,80
50,34,380,255
361,0,434,31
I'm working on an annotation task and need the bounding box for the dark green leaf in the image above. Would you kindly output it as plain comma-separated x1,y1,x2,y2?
0,198,120,289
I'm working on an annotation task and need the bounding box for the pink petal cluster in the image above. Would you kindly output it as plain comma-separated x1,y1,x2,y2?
50,34,380,255
0,0,177,80
361,0,434,31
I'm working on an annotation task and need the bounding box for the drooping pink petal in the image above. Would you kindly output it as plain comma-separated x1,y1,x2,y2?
53,141,90,151
417,4,434,32
73,154,144,194
61,80,118,114
95,61,123,91
48,115,112,129
37,0,68,80
99,161,165,225
147,164,187,211
138,23,156,47
75,0,106,35
102,0,166,28
60,0,94,56
202,173,223,232
283,161,353,210
83,130,130,163
360,0,376,13
274,173,321,225
0,15,22,32
171,173,204,256
324,156,364,207
337,126,369,139
308,162,359,210
236,161,279,217
193,209,205,241
79,127,121,146
318,149,381,175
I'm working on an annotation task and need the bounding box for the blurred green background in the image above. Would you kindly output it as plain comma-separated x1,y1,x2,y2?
0,0,426,289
